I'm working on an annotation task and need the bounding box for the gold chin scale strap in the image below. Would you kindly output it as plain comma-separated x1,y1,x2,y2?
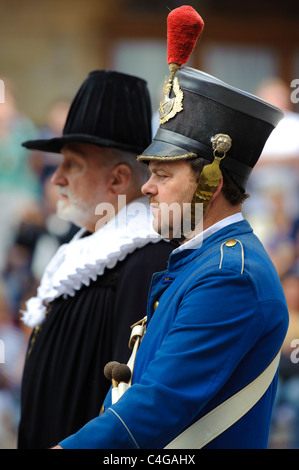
192,133,232,213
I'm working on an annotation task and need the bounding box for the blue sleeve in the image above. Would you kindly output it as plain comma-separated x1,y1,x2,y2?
60,269,287,449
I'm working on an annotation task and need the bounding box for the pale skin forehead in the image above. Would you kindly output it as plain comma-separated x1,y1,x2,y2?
61,142,116,169
61,142,124,178
148,160,197,188
148,159,191,173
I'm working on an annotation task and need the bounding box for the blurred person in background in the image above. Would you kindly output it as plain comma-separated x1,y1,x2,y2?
0,95,74,448
244,78,299,278
0,79,40,271
269,264,299,449
255,78,299,167
2,98,74,323
0,279,27,448
244,78,299,449
17,70,173,449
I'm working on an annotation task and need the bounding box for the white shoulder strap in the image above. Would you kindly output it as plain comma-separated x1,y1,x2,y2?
117,316,280,448
165,350,281,449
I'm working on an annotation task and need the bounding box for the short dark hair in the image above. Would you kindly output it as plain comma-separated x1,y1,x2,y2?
189,157,249,205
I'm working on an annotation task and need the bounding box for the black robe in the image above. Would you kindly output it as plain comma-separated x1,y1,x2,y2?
18,240,173,449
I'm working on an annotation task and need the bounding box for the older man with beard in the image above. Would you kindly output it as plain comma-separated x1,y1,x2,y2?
17,70,173,449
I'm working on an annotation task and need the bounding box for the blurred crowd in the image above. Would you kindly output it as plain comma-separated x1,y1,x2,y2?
0,76,299,448
0,84,75,447
244,78,299,448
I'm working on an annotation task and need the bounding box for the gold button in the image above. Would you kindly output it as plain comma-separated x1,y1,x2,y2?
153,301,159,311
225,239,237,247
100,405,105,415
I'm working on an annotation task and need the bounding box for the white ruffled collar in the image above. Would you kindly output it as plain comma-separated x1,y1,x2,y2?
22,197,161,327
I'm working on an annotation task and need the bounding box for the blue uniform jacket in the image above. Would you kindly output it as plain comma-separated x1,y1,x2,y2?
60,220,289,449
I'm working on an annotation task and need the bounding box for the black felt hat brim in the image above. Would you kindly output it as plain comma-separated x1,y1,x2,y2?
22,133,146,154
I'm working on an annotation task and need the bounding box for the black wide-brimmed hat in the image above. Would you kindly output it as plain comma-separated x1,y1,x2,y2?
22,70,152,154
138,66,284,191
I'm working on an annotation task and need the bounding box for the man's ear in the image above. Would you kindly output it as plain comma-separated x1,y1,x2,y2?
108,163,132,195
210,175,223,203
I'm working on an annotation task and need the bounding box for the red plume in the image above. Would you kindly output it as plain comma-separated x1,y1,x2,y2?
167,5,204,66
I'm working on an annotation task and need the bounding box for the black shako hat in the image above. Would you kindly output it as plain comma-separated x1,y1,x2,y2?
138,66,284,191
22,70,152,154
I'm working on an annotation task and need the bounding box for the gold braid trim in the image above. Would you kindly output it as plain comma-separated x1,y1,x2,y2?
137,152,197,162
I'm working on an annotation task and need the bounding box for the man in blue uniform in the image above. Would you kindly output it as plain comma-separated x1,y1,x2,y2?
54,8,289,449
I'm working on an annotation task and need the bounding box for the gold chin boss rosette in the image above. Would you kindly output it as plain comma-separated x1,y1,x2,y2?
192,133,232,213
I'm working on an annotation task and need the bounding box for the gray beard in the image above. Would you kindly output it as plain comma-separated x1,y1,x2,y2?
56,199,91,229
